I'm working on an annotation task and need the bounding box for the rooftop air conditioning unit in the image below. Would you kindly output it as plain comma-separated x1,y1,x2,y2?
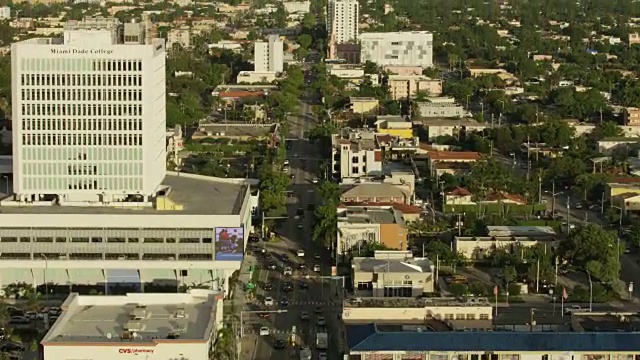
125,320,143,332
175,308,186,319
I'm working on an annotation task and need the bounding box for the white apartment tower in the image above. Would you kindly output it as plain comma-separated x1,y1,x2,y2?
327,0,359,44
254,34,284,73
10,17,166,204
360,31,434,68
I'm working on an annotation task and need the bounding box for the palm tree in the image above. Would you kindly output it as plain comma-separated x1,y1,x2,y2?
210,327,235,360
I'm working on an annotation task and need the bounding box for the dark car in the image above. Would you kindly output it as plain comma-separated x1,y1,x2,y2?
282,282,293,292
273,339,286,349
263,282,273,291
313,253,321,261
280,298,290,306
248,236,260,243
297,263,306,270
307,203,316,211
296,208,304,217
1,342,25,352
299,282,309,290
8,317,29,325
267,262,277,270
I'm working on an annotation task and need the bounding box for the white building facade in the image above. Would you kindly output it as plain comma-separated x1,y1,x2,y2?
254,34,283,73
360,31,433,68
327,0,359,44
11,18,166,204
0,6,11,20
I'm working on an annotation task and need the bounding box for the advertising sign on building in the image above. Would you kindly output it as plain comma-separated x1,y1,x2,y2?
215,227,244,261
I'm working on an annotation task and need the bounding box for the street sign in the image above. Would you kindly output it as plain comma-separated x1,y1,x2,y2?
629,282,634,293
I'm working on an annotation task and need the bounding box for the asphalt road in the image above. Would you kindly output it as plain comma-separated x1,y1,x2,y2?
250,79,342,360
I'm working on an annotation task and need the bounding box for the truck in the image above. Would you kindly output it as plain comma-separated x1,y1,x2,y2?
316,332,328,350
299,346,312,360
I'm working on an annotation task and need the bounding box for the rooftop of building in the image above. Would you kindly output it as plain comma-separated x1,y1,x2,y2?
455,236,558,242
353,251,432,274
576,313,640,332
599,136,640,142
486,225,557,237
338,201,422,214
344,295,493,309
340,183,410,202
194,123,277,138
413,118,484,126
332,130,379,151
427,151,482,161
337,206,404,225
42,290,222,345
0,173,248,216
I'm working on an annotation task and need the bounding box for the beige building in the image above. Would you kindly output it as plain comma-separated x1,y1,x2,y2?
454,236,558,260
336,206,407,254
236,71,277,84
630,32,640,45
383,65,423,76
351,251,434,297
624,107,640,125
340,183,411,204
349,96,379,114
387,75,442,100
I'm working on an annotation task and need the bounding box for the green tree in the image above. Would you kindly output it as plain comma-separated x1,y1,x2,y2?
211,327,235,360
312,181,341,248
561,224,620,284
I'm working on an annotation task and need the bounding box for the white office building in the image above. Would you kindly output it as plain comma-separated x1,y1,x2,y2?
11,17,166,203
360,31,433,68
3,18,256,297
328,0,359,44
254,34,283,73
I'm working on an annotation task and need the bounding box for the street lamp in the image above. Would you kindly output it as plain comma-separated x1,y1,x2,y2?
586,270,593,312
239,309,288,337
610,205,624,260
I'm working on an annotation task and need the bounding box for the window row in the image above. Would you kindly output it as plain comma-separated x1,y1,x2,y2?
22,147,144,162
21,73,142,87
1,237,212,243
21,176,143,192
0,253,212,261
22,88,143,102
21,58,143,73
21,103,143,117
22,162,143,177
22,118,143,132
22,133,144,147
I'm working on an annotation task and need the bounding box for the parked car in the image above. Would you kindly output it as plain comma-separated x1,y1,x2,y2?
264,297,274,306
0,342,25,352
8,317,29,325
259,327,270,336
297,250,305,257
283,266,293,276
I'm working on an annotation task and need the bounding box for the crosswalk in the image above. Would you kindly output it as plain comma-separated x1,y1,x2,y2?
250,299,340,307
244,326,324,335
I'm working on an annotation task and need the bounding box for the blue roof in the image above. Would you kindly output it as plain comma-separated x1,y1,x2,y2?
346,325,640,352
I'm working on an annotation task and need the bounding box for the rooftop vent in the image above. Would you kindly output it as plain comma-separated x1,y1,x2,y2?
125,320,143,332
131,306,147,320
175,307,186,319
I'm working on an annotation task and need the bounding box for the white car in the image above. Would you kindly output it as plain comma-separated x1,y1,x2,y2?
297,250,305,257
319,352,327,360
316,316,326,326
259,326,270,336
264,297,274,306
283,266,293,276
313,264,321,272
564,305,581,315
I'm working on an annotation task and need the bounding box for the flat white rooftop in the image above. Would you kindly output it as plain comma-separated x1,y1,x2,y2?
42,290,222,344
0,173,249,216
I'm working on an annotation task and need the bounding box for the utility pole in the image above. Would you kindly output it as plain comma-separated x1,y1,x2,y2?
435,254,439,289
538,172,542,204
457,213,463,236
551,181,556,217
535,258,540,293
566,196,571,234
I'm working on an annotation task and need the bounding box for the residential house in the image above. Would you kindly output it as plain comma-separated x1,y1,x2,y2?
384,65,423,76
336,206,408,255
520,143,567,158
236,71,277,84
597,137,640,155
387,75,442,100
416,118,487,140
375,116,413,139
454,236,558,260
350,97,379,114
444,187,474,206
606,178,640,203
340,183,412,204
427,151,481,177
629,33,640,45
351,251,435,297
480,192,526,206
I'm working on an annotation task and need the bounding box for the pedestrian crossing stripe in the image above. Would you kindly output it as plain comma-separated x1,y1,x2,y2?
244,327,324,335
251,300,339,306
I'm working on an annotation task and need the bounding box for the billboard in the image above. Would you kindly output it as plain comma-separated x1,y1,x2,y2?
215,227,244,261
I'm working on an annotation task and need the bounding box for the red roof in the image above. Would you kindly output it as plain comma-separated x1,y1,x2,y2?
428,151,481,161
447,187,472,196
338,202,422,214
609,177,640,184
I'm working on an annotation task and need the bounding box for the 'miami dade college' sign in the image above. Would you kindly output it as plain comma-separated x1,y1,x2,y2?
50,48,115,55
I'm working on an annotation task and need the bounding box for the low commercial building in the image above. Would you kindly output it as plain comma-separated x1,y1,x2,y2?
375,116,413,139
0,173,255,296
331,130,383,181
351,251,434,297
340,183,412,204
454,236,559,260
345,311,640,360
416,118,487,139
598,137,640,155
427,151,481,177
236,71,277,84
337,205,407,255
350,97,379,114
192,123,278,142
42,290,223,360
416,97,467,118
624,107,640,125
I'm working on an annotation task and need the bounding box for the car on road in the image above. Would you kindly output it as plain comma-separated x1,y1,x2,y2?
259,327,270,336
8,317,29,325
319,352,327,360
316,316,326,326
263,282,273,291
300,311,310,321
0,342,24,352
273,339,286,349
298,223,304,229
311,178,319,184
267,262,277,270
307,203,316,211
313,264,321,272
564,305,581,315
313,253,321,261
280,298,290,306
296,208,305,217
575,203,583,209
282,282,294,292
283,266,293,276
314,306,323,314
298,263,306,270
264,297,274,306
297,249,305,257
299,282,309,290
259,313,271,319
